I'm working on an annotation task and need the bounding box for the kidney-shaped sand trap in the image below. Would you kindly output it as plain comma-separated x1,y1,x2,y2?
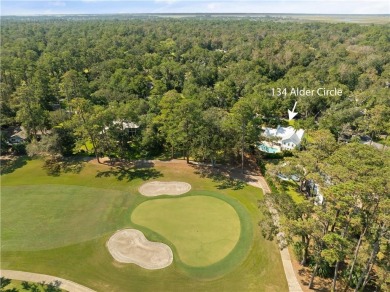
139,181,191,197
107,229,173,269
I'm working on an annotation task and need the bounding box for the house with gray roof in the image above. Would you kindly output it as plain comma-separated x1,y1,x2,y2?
259,125,305,153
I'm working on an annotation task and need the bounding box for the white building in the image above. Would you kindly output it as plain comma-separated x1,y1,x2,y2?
259,126,305,153
100,121,139,135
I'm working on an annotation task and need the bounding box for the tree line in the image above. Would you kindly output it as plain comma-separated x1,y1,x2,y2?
1,17,389,162
262,130,389,291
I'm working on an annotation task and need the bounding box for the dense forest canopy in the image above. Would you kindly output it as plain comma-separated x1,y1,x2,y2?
1,16,389,291
1,18,389,153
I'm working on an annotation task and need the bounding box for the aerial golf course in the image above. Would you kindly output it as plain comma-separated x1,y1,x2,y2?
1,158,287,291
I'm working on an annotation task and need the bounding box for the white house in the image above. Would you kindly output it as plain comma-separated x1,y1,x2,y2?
100,121,139,135
259,125,304,153
114,121,139,131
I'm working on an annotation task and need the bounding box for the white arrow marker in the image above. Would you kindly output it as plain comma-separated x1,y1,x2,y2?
288,101,298,120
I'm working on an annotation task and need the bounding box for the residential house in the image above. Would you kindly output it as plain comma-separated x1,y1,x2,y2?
259,125,305,153
100,121,139,135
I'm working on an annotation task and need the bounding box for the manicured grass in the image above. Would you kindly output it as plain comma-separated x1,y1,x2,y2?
1,185,130,251
0,158,158,192
271,175,305,204
132,195,241,267
286,185,305,204
1,158,288,291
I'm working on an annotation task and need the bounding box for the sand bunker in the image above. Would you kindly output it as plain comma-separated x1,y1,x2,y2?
107,229,173,269
139,181,191,197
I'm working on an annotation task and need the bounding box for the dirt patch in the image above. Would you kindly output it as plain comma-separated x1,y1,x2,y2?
106,229,173,270
139,181,191,196
289,248,353,292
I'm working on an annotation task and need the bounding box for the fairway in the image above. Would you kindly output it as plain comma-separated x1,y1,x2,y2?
1,159,288,291
1,185,128,251
131,195,241,267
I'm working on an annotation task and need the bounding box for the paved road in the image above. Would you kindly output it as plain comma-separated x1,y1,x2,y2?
231,171,304,292
0,270,96,292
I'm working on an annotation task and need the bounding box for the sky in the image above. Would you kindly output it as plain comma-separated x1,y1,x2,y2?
1,0,389,16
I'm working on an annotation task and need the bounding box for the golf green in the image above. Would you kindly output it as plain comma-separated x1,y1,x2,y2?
131,195,241,267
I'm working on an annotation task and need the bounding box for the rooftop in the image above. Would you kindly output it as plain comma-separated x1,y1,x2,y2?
263,126,304,141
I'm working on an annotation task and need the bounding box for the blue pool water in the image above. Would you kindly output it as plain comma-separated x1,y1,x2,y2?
258,144,280,153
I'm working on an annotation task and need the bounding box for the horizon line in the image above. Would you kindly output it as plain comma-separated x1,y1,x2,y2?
2,12,389,16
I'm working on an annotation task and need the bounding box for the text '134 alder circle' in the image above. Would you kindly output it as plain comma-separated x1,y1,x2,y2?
272,87,343,97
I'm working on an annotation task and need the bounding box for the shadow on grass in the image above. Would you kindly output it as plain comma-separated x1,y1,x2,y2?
0,155,30,175
43,157,85,176
216,177,245,190
192,164,245,190
96,161,162,181
279,180,302,195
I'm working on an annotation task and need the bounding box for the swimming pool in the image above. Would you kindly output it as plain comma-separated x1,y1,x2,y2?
258,143,280,153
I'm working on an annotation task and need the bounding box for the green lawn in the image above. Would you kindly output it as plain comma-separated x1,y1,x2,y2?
1,185,129,251
1,157,288,291
132,195,241,267
285,185,305,204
